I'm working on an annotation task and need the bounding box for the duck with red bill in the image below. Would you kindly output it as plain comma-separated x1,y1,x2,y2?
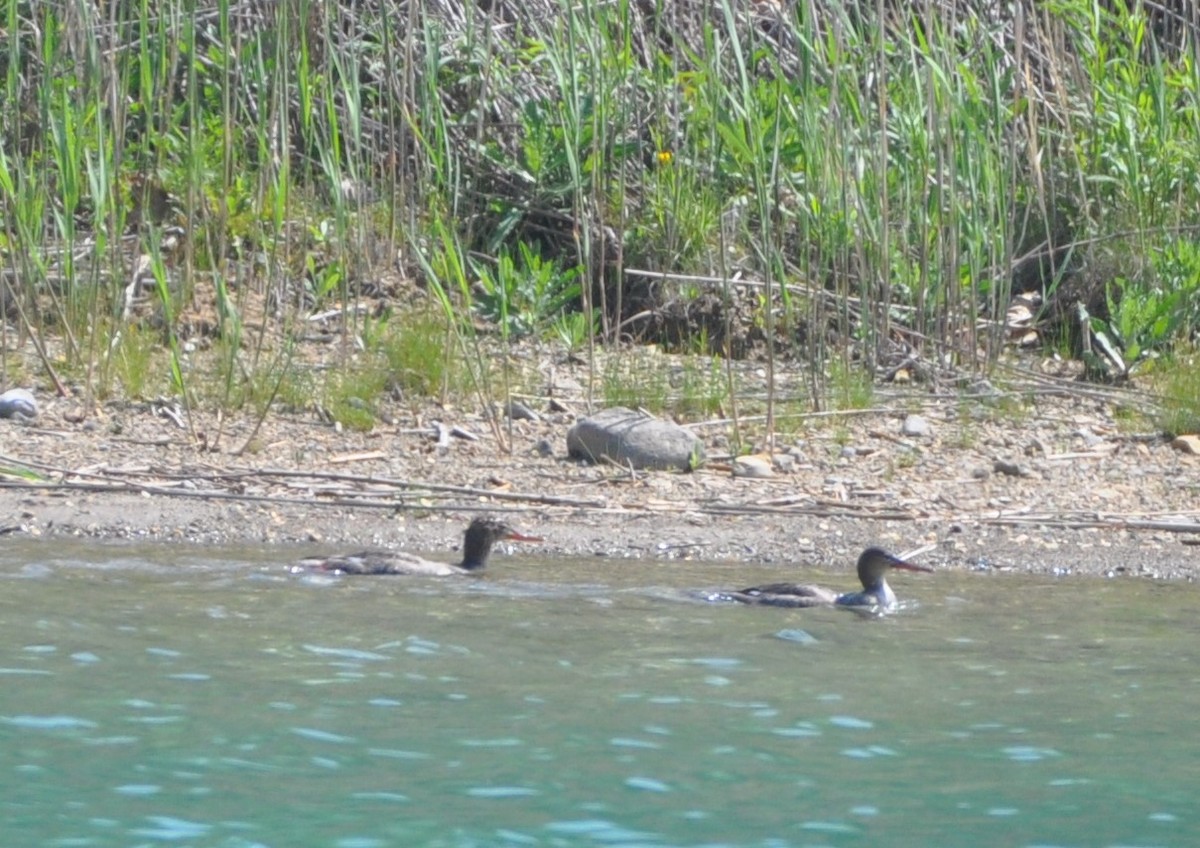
295,517,542,576
712,547,933,610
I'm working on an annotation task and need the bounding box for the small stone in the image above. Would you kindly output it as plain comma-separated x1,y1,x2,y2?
732,454,775,478
1170,435,1200,455
840,446,857,459
1077,428,1105,448
965,378,998,397
535,439,554,457
505,400,540,422
901,414,932,437
993,459,1031,477
771,453,796,473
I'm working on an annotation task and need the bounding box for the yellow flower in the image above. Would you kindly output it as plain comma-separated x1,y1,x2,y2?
656,150,673,167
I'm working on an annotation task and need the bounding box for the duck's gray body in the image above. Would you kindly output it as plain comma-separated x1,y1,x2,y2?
296,517,541,576
718,547,931,610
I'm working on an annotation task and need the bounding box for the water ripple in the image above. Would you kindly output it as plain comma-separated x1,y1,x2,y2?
368,748,431,760
803,820,860,834
610,737,662,749
775,628,819,644
829,715,874,729
303,644,390,662
291,727,355,744
687,657,742,669
466,786,540,798
129,815,210,840
460,737,522,748
544,819,660,843
625,776,671,792
842,746,898,759
772,723,821,738
351,791,409,802
1002,746,1061,762
114,784,161,796
2,714,97,730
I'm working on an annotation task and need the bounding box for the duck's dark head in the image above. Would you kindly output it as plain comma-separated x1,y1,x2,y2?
460,517,543,570
855,547,932,589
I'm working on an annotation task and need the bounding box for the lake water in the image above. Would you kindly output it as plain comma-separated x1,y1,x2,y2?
1,539,1197,847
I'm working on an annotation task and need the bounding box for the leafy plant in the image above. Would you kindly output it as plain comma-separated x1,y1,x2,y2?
321,360,389,431
550,309,599,354
474,244,582,337
603,351,669,413
1106,240,1200,363
675,356,728,419
1155,348,1200,436
828,357,873,411
376,309,462,400
110,324,163,401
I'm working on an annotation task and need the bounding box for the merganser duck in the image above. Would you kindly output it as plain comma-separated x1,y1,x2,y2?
295,516,542,576
715,547,932,610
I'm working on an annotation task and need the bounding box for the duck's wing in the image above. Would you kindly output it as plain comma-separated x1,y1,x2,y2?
296,551,459,576
717,582,840,608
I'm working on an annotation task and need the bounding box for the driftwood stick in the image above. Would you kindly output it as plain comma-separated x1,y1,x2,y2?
980,515,1200,533
0,477,609,510
1,456,606,507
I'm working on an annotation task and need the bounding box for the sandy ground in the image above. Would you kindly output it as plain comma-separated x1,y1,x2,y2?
3,379,1198,583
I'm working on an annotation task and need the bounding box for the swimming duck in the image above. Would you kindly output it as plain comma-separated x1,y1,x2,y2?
715,547,932,610
296,516,542,576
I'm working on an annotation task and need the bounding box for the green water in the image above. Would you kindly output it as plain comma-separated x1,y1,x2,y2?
1,540,1197,847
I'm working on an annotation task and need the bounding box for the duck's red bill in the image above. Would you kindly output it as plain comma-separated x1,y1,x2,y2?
503,530,543,543
890,557,933,573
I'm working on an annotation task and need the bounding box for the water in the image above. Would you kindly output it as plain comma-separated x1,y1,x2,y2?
2,540,1197,847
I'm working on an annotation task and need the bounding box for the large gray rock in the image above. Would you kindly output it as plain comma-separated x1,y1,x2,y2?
567,407,704,471
0,388,37,421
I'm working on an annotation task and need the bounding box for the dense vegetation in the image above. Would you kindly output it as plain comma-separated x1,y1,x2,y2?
1,0,1197,434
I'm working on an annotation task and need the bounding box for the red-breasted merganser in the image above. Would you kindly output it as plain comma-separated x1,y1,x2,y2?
295,517,542,576
716,547,932,610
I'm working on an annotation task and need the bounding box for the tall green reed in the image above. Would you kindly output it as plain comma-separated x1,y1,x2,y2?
3,0,1199,434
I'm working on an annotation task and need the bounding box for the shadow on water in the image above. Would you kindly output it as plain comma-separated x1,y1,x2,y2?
1,537,1198,847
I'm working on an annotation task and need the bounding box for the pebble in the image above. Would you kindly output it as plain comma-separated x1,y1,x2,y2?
901,414,932,437
1171,435,1200,455
732,454,774,478
505,400,540,422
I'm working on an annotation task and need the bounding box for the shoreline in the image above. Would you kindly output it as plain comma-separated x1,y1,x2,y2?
2,386,1197,581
